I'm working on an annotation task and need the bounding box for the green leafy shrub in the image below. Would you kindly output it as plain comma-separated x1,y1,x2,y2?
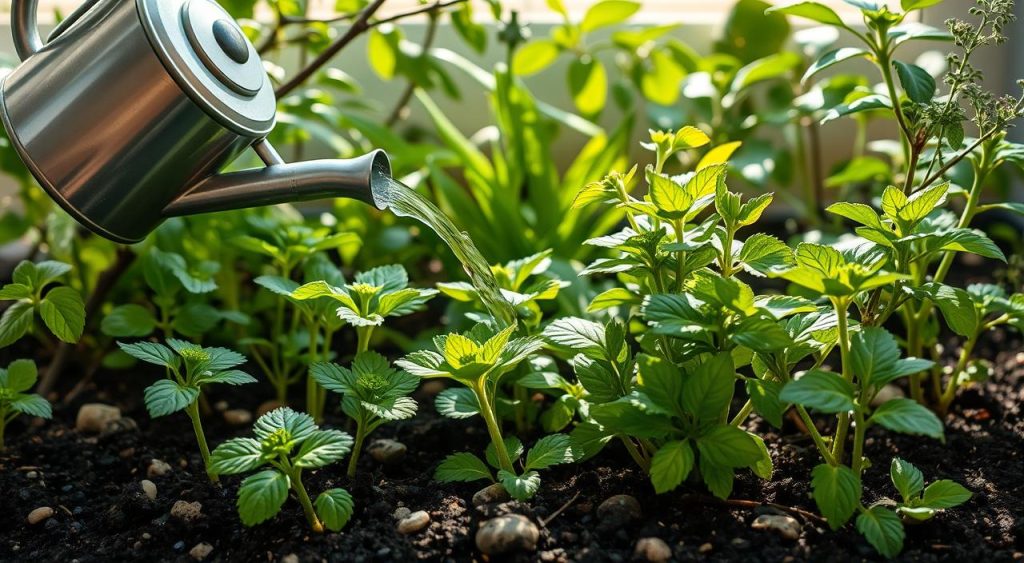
118,340,256,482
210,407,354,533
0,360,50,450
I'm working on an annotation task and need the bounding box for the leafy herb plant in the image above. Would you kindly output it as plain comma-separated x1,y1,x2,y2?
118,339,256,483
210,407,355,533
0,360,51,450
0,260,85,347
397,323,572,500
310,352,418,477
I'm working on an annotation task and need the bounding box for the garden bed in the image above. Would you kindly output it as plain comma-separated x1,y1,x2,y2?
2,331,1020,562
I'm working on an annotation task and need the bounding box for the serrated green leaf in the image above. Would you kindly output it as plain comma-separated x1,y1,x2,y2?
435,452,493,483
5,359,37,393
315,488,355,532
650,440,694,494
856,506,905,558
524,434,573,471
0,301,33,347
210,437,264,475
118,341,179,369
870,398,944,439
920,480,971,509
780,370,856,413
237,470,289,527
893,61,935,103
39,286,85,343
811,464,861,529
143,379,199,417
9,393,52,418
890,457,924,502
498,470,541,501
697,425,763,468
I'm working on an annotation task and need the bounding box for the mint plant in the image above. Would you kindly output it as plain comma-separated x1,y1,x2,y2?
118,339,255,483
397,323,572,500
0,260,85,347
0,360,51,450
310,352,418,477
769,0,1024,414
210,407,355,533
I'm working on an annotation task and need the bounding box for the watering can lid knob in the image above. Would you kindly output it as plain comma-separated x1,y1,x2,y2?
138,0,276,136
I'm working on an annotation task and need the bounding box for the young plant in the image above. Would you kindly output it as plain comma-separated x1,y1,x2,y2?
0,360,51,450
210,407,355,533
290,264,437,420
0,260,85,347
310,352,418,477
118,339,256,483
397,323,572,500
815,457,971,558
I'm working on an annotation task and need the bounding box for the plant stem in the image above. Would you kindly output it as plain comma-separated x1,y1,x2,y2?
620,436,650,472
347,417,367,479
357,327,374,354
729,400,754,427
851,411,867,477
474,381,514,473
937,336,977,415
830,300,853,463
186,403,217,483
795,405,837,466
289,468,324,533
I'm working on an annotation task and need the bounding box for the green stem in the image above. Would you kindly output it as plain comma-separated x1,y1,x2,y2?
347,417,367,479
356,327,374,354
937,336,977,415
289,467,324,533
830,300,853,463
672,218,687,291
851,411,867,477
306,321,322,422
474,381,514,473
620,436,650,472
796,405,837,466
186,403,217,483
729,400,754,427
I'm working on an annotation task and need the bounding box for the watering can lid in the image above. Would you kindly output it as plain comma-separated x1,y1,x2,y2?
137,0,276,137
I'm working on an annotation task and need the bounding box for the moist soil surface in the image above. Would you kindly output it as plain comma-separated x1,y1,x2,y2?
1,331,1021,563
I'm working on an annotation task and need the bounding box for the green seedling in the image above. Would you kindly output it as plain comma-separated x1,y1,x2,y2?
118,339,256,483
310,352,418,477
0,360,51,450
398,323,572,500
210,407,355,533
0,260,85,347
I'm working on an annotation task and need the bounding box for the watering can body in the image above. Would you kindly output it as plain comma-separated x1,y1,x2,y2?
1,0,389,244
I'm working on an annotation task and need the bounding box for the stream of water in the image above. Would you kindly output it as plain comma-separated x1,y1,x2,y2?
372,174,517,328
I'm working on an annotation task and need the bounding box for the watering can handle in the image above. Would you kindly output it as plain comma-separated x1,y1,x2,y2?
12,0,101,60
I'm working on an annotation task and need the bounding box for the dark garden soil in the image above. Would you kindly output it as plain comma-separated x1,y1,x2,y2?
0,326,1021,563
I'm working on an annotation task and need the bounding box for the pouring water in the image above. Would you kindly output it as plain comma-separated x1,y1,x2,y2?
371,172,517,328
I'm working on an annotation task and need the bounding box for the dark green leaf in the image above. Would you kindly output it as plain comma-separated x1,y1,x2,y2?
812,464,861,529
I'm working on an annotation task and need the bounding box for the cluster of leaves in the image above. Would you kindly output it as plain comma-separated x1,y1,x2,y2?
211,408,355,533
0,260,84,346
0,360,50,450
118,339,256,482
398,323,574,500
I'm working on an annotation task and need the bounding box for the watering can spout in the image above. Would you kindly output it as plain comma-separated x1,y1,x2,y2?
163,143,391,218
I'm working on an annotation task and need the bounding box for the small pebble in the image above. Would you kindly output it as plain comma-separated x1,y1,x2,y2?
214,401,229,412
472,482,510,506
731,537,751,549
173,541,186,552
75,404,121,433
281,554,299,563
368,439,407,465
170,500,203,523
142,533,152,540
397,511,430,534
752,514,801,540
147,459,173,478
223,409,253,426
634,537,672,562
597,494,642,526
101,417,138,437
189,542,214,561
141,480,157,501
475,514,540,555
393,507,412,520
27,507,54,525
26,471,38,480
698,542,713,554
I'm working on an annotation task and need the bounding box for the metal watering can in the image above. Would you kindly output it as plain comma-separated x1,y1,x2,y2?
0,0,390,243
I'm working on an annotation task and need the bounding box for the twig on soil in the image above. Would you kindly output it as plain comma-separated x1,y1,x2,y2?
540,491,581,528
681,494,825,524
